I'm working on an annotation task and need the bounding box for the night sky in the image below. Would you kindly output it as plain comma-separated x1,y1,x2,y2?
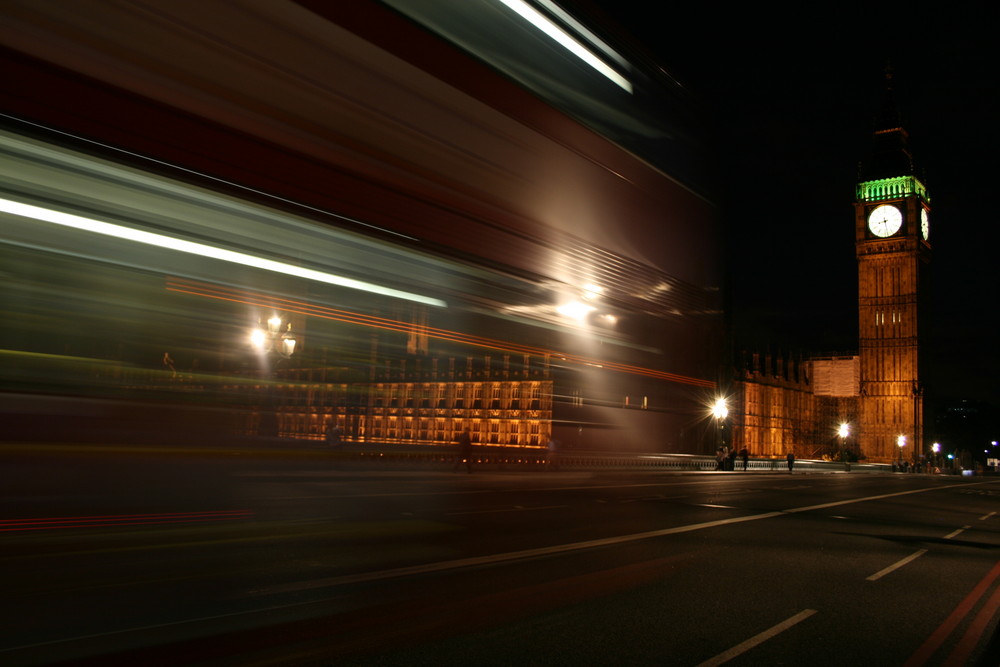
585,0,1000,407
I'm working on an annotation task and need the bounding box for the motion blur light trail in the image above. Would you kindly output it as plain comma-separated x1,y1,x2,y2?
0,510,253,532
496,0,632,92
166,277,716,388
0,197,445,308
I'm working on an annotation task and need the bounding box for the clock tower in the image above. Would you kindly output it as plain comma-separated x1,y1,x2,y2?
854,70,931,464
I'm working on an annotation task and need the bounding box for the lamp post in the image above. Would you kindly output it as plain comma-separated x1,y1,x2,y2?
897,434,906,471
712,397,728,462
250,315,296,439
838,423,850,472
931,442,940,473
251,315,296,368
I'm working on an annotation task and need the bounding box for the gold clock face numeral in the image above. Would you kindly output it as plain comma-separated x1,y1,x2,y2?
868,204,902,238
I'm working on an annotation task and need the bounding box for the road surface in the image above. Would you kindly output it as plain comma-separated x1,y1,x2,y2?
2,444,999,665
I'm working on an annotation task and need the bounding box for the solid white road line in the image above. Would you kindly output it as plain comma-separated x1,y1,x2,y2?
257,510,787,594
262,481,995,595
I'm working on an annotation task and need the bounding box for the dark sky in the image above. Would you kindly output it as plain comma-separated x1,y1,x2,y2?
585,0,1000,406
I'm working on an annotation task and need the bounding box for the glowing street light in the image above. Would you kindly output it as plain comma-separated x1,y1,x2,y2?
711,397,728,460
897,435,906,469
838,423,850,471
251,315,296,359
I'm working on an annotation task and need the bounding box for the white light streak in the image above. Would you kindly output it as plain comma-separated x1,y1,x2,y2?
556,300,596,321
497,0,632,93
582,283,603,300
0,198,446,307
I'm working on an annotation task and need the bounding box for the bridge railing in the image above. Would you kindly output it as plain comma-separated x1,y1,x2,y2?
305,445,892,473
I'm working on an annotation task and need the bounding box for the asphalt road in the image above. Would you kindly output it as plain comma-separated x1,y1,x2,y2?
3,445,999,666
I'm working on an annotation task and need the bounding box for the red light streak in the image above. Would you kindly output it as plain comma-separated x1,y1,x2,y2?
0,510,253,532
166,277,715,388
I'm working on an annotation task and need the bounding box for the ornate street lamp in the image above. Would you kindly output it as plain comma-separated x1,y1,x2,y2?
251,315,296,361
897,434,906,470
838,423,850,471
712,397,729,456
249,315,297,438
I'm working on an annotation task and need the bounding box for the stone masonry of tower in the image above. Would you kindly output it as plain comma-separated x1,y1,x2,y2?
853,69,931,464
730,72,929,465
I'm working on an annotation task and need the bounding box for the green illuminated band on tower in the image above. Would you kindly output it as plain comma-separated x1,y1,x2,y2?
857,175,928,203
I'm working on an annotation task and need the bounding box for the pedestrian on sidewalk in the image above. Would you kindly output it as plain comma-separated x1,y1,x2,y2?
325,422,342,446
546,437,560,471
453,429,473,473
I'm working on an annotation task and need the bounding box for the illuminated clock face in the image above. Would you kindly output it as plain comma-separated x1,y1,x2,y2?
868,204,903,238
920,209,930,239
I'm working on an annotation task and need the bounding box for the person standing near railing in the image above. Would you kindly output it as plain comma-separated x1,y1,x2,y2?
326,422,342,447
453,429,473,473
546,437,560,471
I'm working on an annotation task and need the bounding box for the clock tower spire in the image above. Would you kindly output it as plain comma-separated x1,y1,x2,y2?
860,65,918,182
855,68,931,464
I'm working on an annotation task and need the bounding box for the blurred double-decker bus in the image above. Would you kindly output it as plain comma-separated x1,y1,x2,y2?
0,0,721,453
